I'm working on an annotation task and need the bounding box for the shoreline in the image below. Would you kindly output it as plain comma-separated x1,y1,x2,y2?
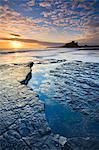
0,62,99,150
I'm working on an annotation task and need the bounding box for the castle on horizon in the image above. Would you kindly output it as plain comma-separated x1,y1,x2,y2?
62,41,79,48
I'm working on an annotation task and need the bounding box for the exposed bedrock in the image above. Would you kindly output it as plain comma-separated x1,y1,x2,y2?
0,62,99,150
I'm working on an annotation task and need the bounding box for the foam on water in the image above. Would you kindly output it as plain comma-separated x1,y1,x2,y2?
0,47,99,65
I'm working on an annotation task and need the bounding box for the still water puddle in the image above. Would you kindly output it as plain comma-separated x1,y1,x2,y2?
28,60,99,138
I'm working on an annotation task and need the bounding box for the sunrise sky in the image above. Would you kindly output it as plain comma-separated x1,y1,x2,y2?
0,0,99,48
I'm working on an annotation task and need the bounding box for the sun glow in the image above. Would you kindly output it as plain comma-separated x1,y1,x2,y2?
10,41,22,48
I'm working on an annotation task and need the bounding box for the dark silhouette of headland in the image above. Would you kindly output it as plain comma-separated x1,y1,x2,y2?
48,41,99,49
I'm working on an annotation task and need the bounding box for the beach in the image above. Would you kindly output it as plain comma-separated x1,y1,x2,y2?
0,48,99,150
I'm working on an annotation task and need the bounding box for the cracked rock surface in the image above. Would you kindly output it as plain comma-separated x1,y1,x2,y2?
0,63,99,150
0,63,65,150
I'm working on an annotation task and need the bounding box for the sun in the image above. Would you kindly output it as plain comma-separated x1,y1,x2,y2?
10,41,22,48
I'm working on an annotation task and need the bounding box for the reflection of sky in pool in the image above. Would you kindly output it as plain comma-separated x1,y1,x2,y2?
28,61,99,138
0,47,99,137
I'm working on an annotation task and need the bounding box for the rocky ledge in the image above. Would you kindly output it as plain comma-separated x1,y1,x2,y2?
0,62,99,150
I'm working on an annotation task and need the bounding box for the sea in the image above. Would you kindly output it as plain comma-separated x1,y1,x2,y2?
0,47,99,138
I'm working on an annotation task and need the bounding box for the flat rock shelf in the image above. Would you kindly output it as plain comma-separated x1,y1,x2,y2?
0,62,99,150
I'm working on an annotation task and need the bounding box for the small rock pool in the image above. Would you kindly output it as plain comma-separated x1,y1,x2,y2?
28,59,99,138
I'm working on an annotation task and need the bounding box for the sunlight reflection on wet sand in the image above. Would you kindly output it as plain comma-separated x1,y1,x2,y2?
0,48,99,65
